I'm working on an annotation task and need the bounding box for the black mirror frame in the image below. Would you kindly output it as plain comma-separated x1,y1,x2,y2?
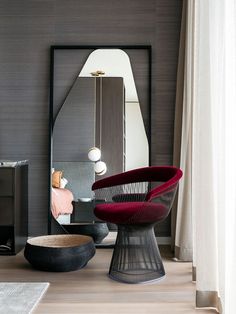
48,45,152,234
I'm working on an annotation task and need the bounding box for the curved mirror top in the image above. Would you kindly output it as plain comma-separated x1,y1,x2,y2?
79,49,138,102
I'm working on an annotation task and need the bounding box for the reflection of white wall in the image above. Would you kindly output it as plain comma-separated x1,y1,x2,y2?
80,49,149,170
126,102,149,170
79,49,138,101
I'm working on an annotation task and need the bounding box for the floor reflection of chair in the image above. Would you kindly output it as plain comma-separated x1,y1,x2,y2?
92,166,183,284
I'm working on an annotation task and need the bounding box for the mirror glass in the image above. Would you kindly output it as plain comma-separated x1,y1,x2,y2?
80,49,149,170
50,48,151,244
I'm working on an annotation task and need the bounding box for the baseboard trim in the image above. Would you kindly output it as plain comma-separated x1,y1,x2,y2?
157,237,171,245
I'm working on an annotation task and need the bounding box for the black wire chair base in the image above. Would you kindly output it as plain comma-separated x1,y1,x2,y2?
109,224,165,284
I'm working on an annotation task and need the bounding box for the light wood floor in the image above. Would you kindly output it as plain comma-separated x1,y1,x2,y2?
0,247,216,314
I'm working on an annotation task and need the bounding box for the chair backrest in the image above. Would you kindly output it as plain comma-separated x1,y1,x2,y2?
92,166,183,224
92,166,182,211
92,166,182,193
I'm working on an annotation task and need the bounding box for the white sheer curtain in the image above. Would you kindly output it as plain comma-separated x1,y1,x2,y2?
224,2,236,314
193,0,225,310
177,0,236,312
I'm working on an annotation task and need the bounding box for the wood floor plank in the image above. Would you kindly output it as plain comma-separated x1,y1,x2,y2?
0,248,216,314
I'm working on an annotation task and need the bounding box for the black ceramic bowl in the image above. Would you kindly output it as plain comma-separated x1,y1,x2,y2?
62,222,109,244
24,234,95,272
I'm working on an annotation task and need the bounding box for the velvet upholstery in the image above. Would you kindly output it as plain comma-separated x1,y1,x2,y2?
93,166,183,225
94,202,167,225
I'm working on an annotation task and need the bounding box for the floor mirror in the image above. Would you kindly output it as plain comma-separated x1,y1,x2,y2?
49,45,152,247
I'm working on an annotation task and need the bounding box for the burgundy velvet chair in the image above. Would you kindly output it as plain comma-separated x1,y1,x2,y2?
92,166,183,284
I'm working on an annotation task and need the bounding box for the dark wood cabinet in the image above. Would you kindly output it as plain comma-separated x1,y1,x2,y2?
95,77,125,179
0,162,28,255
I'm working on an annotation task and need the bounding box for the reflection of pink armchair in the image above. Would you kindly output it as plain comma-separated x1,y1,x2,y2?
51,188,74,219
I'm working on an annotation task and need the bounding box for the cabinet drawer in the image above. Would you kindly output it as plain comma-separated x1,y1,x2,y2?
0,169,13,196
0,198,14,225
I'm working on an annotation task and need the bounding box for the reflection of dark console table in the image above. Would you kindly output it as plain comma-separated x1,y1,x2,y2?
0,162,28,255
64,200,109,244
71,199,117,231
71,200,97,223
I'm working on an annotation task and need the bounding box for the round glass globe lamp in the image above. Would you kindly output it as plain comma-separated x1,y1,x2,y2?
88,147,101,162
94,161,107,175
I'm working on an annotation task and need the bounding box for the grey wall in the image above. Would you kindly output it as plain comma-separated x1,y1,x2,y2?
0,0,182,236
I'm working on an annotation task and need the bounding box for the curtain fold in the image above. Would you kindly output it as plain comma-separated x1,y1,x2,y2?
171,0,186,252
173,0,193,262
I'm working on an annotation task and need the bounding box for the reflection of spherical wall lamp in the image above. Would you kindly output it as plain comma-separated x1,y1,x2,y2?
94,161,107,176
88,147,101,162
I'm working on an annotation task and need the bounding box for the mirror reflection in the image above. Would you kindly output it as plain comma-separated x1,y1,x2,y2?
51,49,150,244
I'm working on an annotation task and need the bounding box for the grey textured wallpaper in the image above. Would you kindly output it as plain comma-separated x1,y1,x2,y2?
0,0,182,235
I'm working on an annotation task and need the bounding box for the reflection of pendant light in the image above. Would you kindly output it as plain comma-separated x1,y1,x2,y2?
88,147,101,162
94,161,107,175
88,77,107,176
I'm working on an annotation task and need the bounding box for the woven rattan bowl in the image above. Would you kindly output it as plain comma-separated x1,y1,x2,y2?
24,234,95,272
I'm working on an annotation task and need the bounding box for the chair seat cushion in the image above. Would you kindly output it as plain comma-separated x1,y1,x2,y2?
94,202,168,225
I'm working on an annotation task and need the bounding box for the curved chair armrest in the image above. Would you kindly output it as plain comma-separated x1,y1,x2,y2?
92,167,149,190
92,166,182,190
145,184,179,213
146,181,179,202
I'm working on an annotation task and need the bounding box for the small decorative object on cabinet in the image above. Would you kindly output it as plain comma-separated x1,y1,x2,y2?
0,160,28,255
